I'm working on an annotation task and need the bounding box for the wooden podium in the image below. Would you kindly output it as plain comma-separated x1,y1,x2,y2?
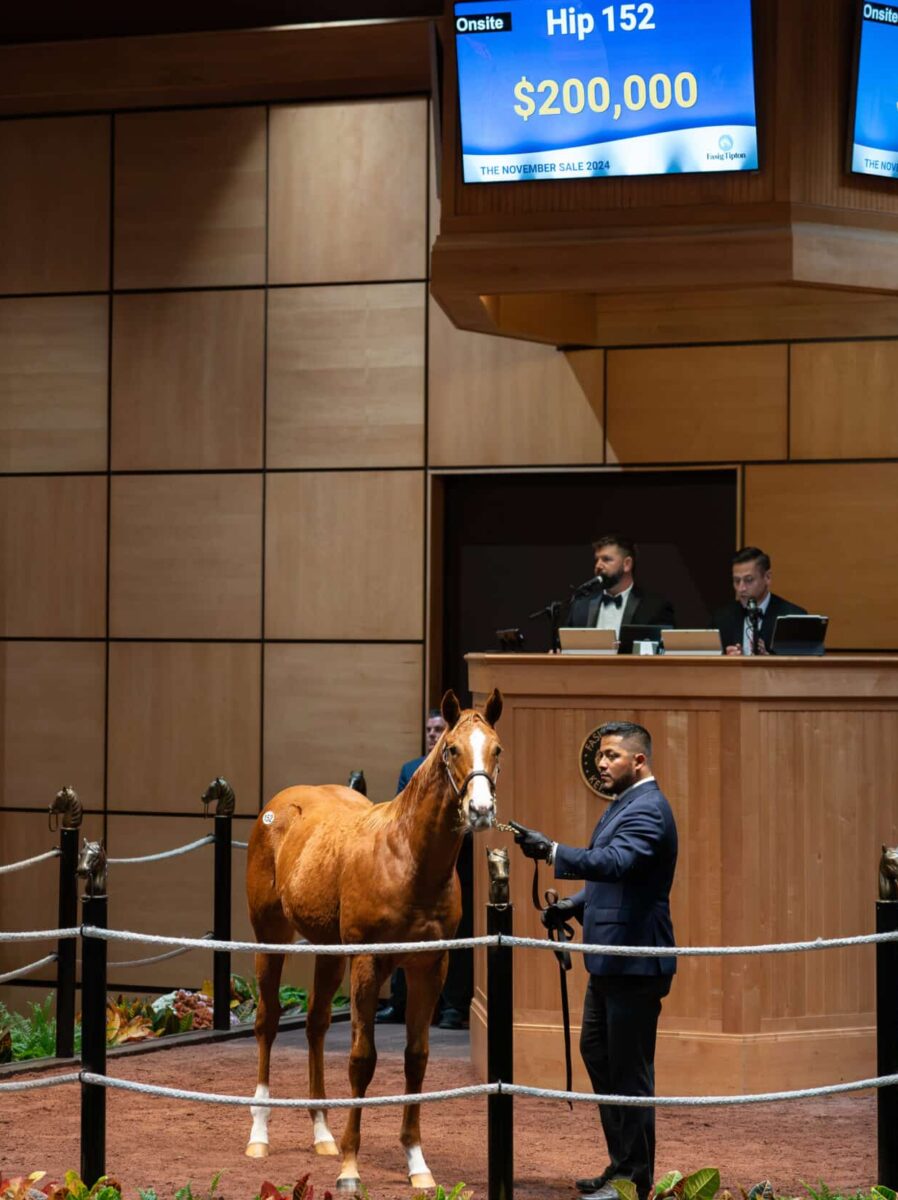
466,652,898,1095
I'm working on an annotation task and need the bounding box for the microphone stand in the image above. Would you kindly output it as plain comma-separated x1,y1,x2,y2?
528,575,605,655
529,599,564,654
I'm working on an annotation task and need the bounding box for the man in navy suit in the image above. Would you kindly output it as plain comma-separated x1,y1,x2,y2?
566,534,675,634
712,546,806,655
511,722,678,1200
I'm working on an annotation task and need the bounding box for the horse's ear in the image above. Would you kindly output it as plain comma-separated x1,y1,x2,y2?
441,689,461,729
483,688,503,727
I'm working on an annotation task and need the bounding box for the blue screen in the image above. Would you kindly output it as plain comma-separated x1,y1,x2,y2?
453,0,758,182
851,2,898,178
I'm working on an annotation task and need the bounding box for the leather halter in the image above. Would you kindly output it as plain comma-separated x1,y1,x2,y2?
441,745,498,799
440,743,498,814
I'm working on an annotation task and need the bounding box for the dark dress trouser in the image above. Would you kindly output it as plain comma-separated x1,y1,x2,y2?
580,973,672,1194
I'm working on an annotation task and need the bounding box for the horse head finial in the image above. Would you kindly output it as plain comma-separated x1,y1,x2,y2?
77,838,107,897
49,785,83,832
201,776,236,817
486,846,510,906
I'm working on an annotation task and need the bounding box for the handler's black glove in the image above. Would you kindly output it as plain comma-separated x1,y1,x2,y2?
508,819,553,861
541,897,577,931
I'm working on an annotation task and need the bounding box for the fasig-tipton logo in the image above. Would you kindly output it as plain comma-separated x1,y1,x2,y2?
455,11,513,33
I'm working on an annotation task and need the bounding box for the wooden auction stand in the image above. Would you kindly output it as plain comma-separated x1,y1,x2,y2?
467,652,898,1095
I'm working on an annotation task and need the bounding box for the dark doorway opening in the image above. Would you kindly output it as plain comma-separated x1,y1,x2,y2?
439,469,738,702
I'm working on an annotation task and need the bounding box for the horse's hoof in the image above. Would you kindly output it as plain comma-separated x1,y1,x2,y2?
335,1178,362,1193
245,1143,269,1158
409,1173,436,1190
314,1140,340,1157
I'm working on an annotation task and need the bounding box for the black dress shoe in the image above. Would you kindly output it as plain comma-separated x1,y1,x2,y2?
375,1005,405,1024
576,1172,612,1194
579,1186,620,1200
437,1007,469,1030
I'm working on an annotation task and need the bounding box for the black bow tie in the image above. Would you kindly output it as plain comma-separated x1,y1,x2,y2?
600,592,623,608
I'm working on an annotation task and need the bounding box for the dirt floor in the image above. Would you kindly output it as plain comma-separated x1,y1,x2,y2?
0,1024,877,1200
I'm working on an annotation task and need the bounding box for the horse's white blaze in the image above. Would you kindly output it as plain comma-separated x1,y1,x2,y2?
406,1145,429,1179
312,1110,336,1147
248,1083,270,1146
466,726,495,821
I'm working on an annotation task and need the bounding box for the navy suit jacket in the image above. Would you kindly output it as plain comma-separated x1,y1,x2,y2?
397,756,425,794
711,593,807,652
553,780,678,977
567,586,675,631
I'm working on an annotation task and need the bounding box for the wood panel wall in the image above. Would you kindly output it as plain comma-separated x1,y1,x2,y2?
3,18,898,1013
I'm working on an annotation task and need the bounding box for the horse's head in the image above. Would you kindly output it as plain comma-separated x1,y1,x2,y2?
438,688,503,831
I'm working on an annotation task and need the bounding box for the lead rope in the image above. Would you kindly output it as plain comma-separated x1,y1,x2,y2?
500,849,575,1109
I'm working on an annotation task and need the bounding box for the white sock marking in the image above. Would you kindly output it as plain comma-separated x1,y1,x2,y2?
312,1110,336,1145
249,1083,270,1146
406,1145,429,1179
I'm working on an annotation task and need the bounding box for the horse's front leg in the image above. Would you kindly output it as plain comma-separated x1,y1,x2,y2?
337,954,391,1193
399,952,447,1190
307,951,347,1156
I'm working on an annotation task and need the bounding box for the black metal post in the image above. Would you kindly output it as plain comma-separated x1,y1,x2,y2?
213,813,233,1032
55,826,78,1059
80,889,107,1186
487,902,514,1200
877,900,898,1188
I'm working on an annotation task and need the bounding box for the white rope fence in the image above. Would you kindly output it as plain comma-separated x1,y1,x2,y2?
0,1072,80,1093
3,1070,893,1106
0,848,60,876
0,952,57,984
0,927,79,943
0,925,896,1114
232,840,249,850
78,926,898,957
107,835,214,865
102,932,214,971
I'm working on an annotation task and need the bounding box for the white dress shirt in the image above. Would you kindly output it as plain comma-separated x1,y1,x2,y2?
742,592,771,654
594,583,633,638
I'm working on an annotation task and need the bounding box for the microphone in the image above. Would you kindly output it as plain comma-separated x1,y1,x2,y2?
571,572,606,597
746,597,758,612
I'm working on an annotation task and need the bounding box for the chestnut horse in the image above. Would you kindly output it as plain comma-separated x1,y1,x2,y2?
244,688,503,1192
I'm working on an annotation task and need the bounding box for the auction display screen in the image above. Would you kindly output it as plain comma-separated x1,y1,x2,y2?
454,0,759,182
850,2,898,178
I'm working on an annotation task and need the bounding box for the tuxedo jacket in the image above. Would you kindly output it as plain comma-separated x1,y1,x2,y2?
553,780,678,977
712,593,807,652
566,585,675,630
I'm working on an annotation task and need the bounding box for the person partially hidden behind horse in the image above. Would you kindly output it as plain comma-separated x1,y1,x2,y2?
510,721,678,1200
244,687,503,1193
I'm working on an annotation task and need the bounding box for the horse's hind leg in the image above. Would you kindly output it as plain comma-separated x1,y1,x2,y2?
307,952,346,1156
246,948,286,1157
337,954,391,1193
399,954,447,1190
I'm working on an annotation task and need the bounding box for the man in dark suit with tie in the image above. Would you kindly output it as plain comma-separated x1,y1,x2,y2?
712,546,806,655
566,534,675,633
510,722,677,1200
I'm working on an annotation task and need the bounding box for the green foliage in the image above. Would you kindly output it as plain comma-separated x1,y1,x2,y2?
685,1169,722,1200
611,1180,638,1200
227,974,349,1023
173,1172,224,1200
0,995,81,1062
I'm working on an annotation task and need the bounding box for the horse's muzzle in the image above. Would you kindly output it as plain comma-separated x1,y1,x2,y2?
467,804,496,831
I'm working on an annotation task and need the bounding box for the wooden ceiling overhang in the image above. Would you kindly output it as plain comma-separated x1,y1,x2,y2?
431,0,898,348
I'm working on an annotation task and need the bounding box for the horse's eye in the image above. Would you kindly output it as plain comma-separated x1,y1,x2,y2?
494,746,502,756
447,744,459,757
